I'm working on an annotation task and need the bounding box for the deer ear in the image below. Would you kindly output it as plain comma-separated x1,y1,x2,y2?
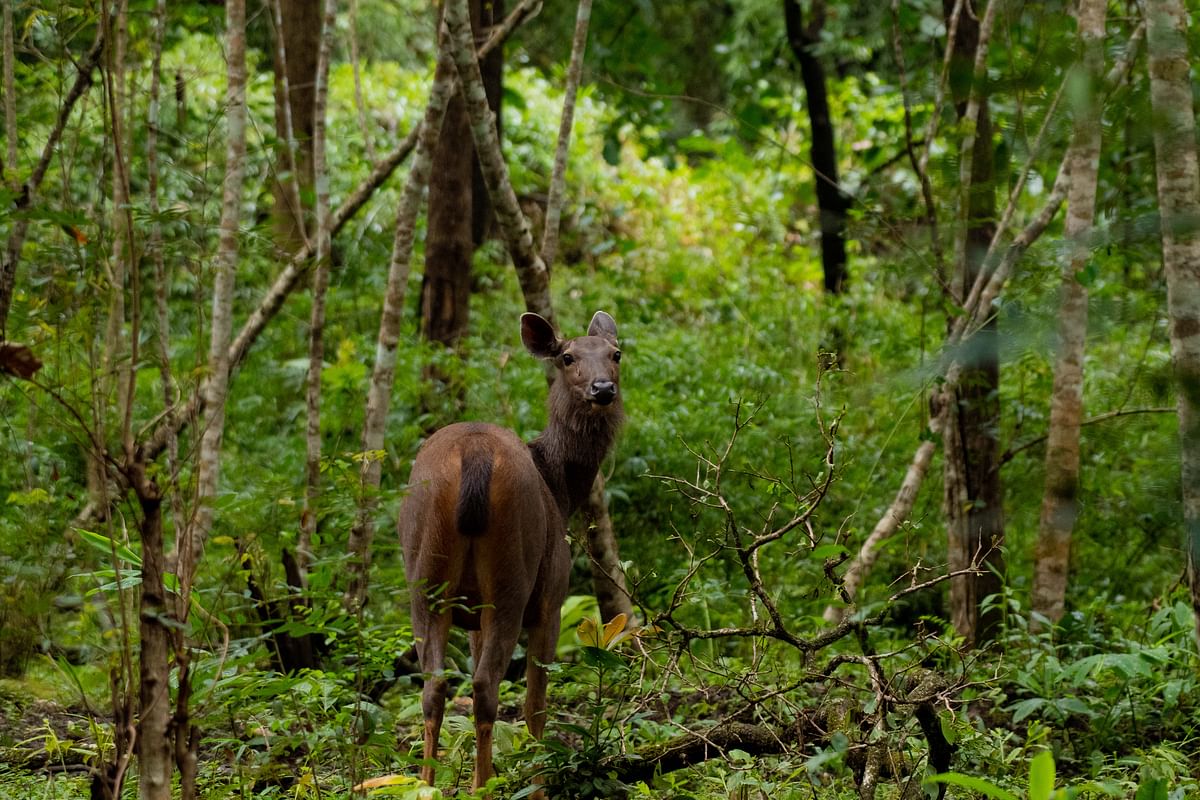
588,311,618,344
521,313,561,359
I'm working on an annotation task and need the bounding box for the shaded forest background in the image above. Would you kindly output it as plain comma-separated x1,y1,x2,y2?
1,0,1199,798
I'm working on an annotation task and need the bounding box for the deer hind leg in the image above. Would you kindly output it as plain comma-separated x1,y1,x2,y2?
521,616,560,800
413,609,453,787
523,618,558,741
470,606,523,793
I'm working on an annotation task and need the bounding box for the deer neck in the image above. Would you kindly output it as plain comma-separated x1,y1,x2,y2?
529,389,623,520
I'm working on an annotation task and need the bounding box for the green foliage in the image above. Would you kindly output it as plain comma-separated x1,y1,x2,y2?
1,1,1197,799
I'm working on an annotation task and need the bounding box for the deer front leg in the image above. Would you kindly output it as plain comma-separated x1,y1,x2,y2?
523,619,558,741
522,617,560,800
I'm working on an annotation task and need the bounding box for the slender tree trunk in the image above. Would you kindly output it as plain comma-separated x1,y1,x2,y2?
301,0,335,579
135,3,177,797
1145,0,1200,646
270,0,321,252
783,0,849,294
943,0,1004,647
421,0,503,359
134,465,172,800
541,0,591,271
186,0,248,595
1031,0,1106,624
472,0,502,248
448,0,632,619
347,0,376,162
93,0,131,535
3,0,16,191
582,474,634,620
146,0,183,537
344,43,458,611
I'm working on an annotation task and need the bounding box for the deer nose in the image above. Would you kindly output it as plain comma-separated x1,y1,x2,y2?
589,380,617,405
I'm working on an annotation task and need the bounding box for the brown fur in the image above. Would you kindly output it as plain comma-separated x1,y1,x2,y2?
399,311,624,795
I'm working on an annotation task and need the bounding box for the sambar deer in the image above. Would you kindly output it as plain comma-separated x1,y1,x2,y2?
399,311,624,794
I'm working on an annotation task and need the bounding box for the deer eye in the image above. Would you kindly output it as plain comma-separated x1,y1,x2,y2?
562,353,575,366
612,351,622,363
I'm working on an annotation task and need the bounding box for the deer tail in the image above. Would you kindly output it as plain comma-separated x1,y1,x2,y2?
456,448,493,536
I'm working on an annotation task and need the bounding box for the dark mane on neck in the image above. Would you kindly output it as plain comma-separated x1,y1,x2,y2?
528,380,624,519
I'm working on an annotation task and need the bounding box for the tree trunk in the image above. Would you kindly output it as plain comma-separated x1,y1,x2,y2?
541,0,589,270
783,0,849,294
137,4,177,795
1031,0,1106,625
186,0,248,594
582,474,634,621
133,466,172,800
472,0,502,248
270,0,321,252
444,0,554,324
943,0,1004,647
301,0,336,580
421,0,503,357
1145,0,1200,646
420,3,479,355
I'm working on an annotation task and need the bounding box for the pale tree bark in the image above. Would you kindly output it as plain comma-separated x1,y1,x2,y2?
825,440,938,621
103,0,134,458
185,0,248,596
1145,0,1200,646
301,0,336,579
343,43,458,611
1031,0,1106,625
582,475,634,620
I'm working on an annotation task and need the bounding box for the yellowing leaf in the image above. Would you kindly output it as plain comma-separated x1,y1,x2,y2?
577,616,600,647
353,774,419,790
601,613,629,648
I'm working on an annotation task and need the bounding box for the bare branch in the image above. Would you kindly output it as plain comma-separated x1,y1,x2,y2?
540,0,593,269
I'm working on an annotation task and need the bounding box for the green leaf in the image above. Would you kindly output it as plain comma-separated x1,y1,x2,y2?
75,529,142,567
1009,697,1046,723
1134,777,1168,800
810,543,850,559
926,773,1019,800
1028,751,1055,800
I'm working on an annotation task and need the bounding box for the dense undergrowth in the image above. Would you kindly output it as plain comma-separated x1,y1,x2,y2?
1,17,1197,800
